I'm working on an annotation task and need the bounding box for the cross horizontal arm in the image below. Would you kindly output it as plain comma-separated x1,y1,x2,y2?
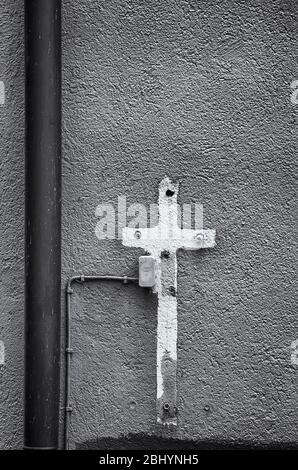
123,227,216,252
178,228,216,250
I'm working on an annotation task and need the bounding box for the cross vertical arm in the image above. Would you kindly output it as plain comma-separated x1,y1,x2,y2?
122,176,216,427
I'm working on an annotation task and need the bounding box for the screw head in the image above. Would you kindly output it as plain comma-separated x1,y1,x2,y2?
134,230,141,239
195,233,203,241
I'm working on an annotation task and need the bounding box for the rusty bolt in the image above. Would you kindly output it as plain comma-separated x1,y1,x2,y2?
169,286,176,297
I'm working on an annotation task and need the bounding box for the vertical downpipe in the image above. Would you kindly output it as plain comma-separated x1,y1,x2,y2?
25,0,62,449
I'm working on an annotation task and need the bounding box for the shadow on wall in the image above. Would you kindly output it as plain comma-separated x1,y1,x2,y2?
76,433,298,450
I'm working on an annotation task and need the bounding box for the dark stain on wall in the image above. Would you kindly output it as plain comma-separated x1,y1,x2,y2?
76,433,298,450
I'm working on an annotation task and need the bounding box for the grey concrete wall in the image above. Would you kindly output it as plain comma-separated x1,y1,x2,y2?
0,1,24,450
0,0,297,449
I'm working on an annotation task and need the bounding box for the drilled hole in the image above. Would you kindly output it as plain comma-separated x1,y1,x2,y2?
169,286,176,297
166,189,175,197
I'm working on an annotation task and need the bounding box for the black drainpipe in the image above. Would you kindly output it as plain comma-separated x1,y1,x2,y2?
25,0,62,449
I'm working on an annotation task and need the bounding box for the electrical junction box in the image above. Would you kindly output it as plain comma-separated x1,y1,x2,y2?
139,256,156,287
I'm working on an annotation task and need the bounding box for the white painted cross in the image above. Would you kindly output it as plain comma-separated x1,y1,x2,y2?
122,177,216,425
0,81,5,105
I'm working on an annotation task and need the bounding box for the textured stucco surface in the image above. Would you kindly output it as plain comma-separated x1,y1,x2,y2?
0,1,24,449
0,0,297,449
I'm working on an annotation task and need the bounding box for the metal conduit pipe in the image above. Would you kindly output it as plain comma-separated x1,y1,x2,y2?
64,275,139,450
24,0,62,450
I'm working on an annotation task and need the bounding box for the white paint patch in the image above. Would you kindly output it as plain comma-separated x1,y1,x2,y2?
122,177,216,424
290,339,298,365
156,296,177,399
0,81,5,105
290,79,298,105
0,341,5,365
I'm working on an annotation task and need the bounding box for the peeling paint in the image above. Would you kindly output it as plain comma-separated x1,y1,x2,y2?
290,340,298,365
0,341,5,365
0,0,298,450
157,350,177,425
76,433,298,450
0,81,4,104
